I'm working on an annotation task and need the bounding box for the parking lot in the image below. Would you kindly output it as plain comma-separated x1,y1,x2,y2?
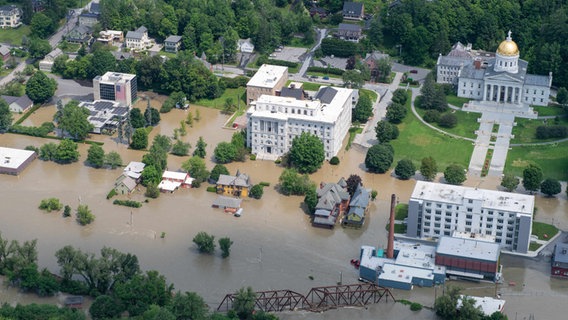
269,46,308,63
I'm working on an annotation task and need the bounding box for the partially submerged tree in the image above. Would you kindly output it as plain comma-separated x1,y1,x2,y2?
193,232,216,254
289,132,325,174
500,174,520,192
219,237,234,258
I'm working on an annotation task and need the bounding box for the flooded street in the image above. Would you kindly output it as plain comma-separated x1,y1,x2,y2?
1,98,567,319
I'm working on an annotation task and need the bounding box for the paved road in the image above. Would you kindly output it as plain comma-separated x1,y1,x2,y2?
0,61,26,87
297,28,327,79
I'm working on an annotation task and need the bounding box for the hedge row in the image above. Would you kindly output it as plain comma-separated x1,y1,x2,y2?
307,66,344,76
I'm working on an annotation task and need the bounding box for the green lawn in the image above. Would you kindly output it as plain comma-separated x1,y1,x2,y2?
360,88,378,102
285,80,321,91
306,71,342,79
529,242,542,251
345,127,363,151
415,107,480,139
511,117,568,144
195,87,246,110
505,141,568,180
391,93,474,170
531,221,559,240
386,223,407,234
288,38,314,49
395,203,408,220
533,105,567,117
0,25,30,46
446,94,471,108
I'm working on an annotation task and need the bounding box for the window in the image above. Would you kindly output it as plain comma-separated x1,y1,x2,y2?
467,208,473,212
466,214,473,219
466,221,472,226
447,205,452,209
468,199,473,204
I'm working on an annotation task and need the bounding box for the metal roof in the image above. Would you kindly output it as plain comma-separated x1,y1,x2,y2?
436,236,500,262
338,23,362,32
554,243,568,264
212,196,242,208
525,74,550,87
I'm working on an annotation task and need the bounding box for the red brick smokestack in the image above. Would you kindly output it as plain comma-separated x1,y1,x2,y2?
387,194,396,259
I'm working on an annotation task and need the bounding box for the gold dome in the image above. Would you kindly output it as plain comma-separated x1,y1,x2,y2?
497,39,519,56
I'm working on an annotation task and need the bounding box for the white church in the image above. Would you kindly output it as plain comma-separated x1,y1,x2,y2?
436,31,552,107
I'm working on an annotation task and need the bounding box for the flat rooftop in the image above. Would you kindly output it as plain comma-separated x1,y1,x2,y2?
247,86,353,124
458,296,505,316
379,263,434,283
247,64,288,88
0,147,36,170
95,72,136,84
436,236,500,262
411,181,534,216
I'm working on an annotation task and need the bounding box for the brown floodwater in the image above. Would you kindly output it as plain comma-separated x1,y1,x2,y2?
1,96,567,319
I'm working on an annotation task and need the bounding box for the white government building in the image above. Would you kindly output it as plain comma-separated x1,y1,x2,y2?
246,86,353,160
437,31,552,106
406,181,535,254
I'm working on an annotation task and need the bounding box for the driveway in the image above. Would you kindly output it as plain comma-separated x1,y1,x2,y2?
49,74,93,99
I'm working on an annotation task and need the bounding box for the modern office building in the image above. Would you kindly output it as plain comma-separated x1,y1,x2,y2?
93,72,137,107
246,64,288,105
407,181,534,253
246,86,353,160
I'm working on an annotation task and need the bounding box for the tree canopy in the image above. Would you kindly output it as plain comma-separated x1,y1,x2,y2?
395,159,416,180
375,120,399,143
522,164,543,192
278,168,314,196
541,178,561,197
353,94,373,123
420,156,438,181
54,100,94,141
365,143,394,174
444,164,466,185
0,98,13,132
26,71,57,104
289,132,325,174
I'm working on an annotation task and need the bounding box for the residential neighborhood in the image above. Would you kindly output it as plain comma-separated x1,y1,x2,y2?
0,0,567,320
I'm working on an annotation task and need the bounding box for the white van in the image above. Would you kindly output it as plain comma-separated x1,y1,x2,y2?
234,208,243,217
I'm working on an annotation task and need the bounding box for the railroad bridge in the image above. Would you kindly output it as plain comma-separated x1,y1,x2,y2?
217,283,395,313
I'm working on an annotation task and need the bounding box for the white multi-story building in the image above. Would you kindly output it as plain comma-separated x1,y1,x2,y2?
406,181,534,254
93,72,137,107
0,5,22,28
437,32,552,107
125,26,151,50
246,86,353,160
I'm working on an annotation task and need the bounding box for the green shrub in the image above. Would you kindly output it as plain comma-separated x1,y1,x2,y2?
259,181,270,187
112,200,142,208
410,302,422,311
39,198,63,212
62,205,71,217
250,184,264,199
106,189,117,199
329,156,340,165
250,154,257,160
307,66,345,76
206,186,217,192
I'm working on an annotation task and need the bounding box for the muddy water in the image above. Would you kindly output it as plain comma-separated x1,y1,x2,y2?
0,97,567,319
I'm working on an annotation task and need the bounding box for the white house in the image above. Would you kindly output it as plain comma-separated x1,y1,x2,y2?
125,26,151,50
246,86,353,160
1,94,33,113
0,5,22,28
237,39,254,53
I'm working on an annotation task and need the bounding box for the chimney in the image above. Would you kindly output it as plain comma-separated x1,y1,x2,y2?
474,59,482,70
386,194,396,259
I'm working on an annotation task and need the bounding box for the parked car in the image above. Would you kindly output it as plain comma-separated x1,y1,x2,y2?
234,208,243,217
323,76,329,80
410,69,418,74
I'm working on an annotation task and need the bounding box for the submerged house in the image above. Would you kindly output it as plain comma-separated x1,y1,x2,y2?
158,171,193,192
216,172,252,197
114,174,137,195
313,179,350,228
343,184,370,227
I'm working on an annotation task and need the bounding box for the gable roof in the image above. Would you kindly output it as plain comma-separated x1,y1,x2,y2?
349,184,369,208
0,46,10,56
315,86,338,104
115,174,137,191
343,2,364,16
90,2,100,14
1,94,33,110
126,26,148,40
338,23,362,32
165,35,182,43
280,87,303,100
316,182,349,211
217,173,251,188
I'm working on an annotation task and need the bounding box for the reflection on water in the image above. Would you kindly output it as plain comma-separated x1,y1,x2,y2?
0,98,567,318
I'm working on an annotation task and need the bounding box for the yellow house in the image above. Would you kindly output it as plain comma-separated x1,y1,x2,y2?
216,172,252,198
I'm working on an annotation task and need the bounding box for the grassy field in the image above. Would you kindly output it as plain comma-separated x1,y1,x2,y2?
533,105,567,117
195,87,246,109
0,26,30,46
446,94,471,108
532,221,559,240
505,141,568,180
511,117,568,144
415,107,480,139
391,93,474,169
360,88,378,102
529,242,542,251
285,80,321,91
395,203,408,220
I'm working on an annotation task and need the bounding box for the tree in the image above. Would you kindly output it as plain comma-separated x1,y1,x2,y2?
522,164,543,192
439,113,458,128
193,136,207,158
289,132,325,174
375,120,399,142
39,198,63,212
214,142,238,164
90,295,124,320
375,57,392,83
131,128,149,150
444,164,466,185
30,13,55,38
386,102,407,124
501,174,520,192
130,108,146,128
141,165,162,187
210,164,230,182
249,184,264,199
39,142,58,161
54,139,80,164
142,305,176,320
342,69,365,88
171,140,191,156
193,232,215,254
144,107,161,127
113,270,172,317
182,156,209,185
86,144,105,168
395,159,416,180
420,156,438,181
303,186,318,214
218,237,234,258
104,151,123,169
76,205,95,225
278,169,313,196
392,89,408,105
170,291,208,320
346,174,362,197
353,95,373,123
557,87,568,106
233,287,256,320
365,144,394,174
54,100,94,140
0,99,13,132
541,178,561,197
26,71,57,103
145,183,160,199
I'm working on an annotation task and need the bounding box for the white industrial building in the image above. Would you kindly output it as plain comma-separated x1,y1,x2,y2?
246,86,353,160
406,181,534,253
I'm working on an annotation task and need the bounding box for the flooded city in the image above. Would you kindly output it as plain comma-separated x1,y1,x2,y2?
1,97,568,319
